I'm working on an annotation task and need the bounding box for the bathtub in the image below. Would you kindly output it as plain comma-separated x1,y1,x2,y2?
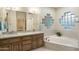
44,35,79,51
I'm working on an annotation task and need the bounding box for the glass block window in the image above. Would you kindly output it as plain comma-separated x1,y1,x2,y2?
60,11,79,30
0,17,2,31
42,13,54,29
0,21,2,30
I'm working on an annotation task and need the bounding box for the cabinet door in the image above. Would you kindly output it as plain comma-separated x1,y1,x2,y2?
22,40,32,51
22,36,32,51
11,42,21,51
0,39,11,51
8,37,22,51
32,34,44,49
32,40,37,49
37,34,44,47
32,38,37,49
37,37,44,47
23,44,32,51
0,44,11,51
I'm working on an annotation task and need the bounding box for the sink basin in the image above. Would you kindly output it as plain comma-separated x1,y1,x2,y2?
2,32,17,35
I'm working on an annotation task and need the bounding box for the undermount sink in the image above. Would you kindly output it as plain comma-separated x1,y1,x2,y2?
1,32,18,37
2,32,17,35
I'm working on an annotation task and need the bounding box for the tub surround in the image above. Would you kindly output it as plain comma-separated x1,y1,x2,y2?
44,35,79,51
0,31,44,51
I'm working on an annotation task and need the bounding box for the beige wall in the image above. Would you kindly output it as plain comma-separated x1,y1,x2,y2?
26,7,56,33
39,7,56,35
7,10,17,32
56,7,79,39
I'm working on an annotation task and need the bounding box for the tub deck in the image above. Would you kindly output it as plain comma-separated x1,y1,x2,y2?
44,35,79,51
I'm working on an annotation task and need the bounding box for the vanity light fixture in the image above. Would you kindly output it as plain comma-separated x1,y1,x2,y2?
28,7,40,14
5,7,20,11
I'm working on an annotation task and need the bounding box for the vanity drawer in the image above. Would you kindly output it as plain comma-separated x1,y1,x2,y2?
23,40,32,45
33,34,43,38
0,43,11,51
22,36,32,40
9,38,21,43
0,39,10,44
22,44,32,51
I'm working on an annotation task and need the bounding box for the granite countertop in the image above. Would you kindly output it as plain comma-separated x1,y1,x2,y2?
0,31,43,39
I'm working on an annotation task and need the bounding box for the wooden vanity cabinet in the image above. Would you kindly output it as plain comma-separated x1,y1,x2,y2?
0,33,44,51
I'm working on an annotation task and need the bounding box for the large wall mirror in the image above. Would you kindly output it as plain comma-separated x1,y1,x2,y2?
0,7,40,34
16,11,26,31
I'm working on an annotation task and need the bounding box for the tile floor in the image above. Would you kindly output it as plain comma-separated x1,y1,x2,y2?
32,47,52,51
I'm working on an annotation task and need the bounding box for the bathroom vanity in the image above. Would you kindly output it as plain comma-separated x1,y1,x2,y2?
0,32,44,51
0,8,44,51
